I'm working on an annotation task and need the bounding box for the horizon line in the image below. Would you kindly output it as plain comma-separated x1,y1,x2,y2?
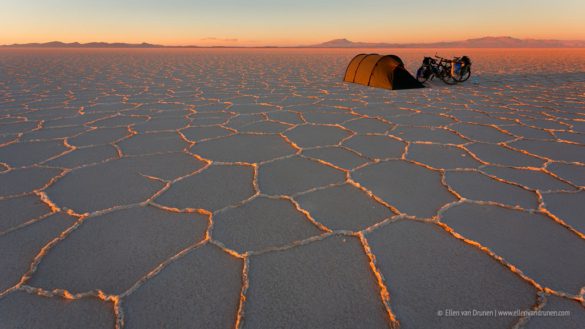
3,36,585,48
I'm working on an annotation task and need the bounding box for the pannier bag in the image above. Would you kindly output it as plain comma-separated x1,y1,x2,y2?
452,56,471,77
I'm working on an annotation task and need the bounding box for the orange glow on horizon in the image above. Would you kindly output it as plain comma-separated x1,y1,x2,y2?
2,0,585,47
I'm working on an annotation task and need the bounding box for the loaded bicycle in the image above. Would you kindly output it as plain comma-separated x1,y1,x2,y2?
416,54,472,85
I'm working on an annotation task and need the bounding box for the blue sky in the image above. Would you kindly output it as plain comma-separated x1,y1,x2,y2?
1,0,584,45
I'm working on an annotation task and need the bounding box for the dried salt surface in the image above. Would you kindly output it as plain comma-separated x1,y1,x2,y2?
302,146,369,170
45,158,167,214
180,125,233,141
441,204,585,294
343,134,405,159
444,171,539,209
258,156,345,195
0,195,51,233
510,140,585,163
0,121,39,134
68,127,130,147
480,166,575,191
352,160,457,217
406,143,481,169
389,113,456,127
571,121,585,133
343,117,393,134
44,145,119,168
118,131,188,155
0,291,114,329
466,142,546,167
520,118,568,131
230,103,280,114
243,235,389,329
284,124,351,147
523,295,585,329
366,220,536,329
296,184,394,231
267,110,304,124
190,133,296,163
449,109,512,125
124,244,242,329
500,124,557,140
121,152,207,181
451,122,515,143
44,113,117,128
189,115,231,126
302,110,358,124
29,207,208,294
0,167,62,197
238,120,290,133
90,115,148,128
542,192,585,234
0,213,77,292
555,131,585,144
84,103,134,114
0,140,69,167
131,117,190,133
155,164,255,211
22,125,89,141
213,196,322,253
227,114,265,129
0,134,18,146
390,125,468,144
1,48,584,328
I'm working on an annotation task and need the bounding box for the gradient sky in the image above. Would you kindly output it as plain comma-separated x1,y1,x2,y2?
1,0,584,46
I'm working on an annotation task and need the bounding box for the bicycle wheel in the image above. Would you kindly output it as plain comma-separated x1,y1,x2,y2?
441,73,458,85
455,66,471,82
439,64,458,85
416,66,430,83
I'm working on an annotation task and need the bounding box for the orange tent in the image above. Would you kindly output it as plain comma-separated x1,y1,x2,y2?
343,54,424,90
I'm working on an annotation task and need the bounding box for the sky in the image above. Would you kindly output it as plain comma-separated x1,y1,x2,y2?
1,0,584,46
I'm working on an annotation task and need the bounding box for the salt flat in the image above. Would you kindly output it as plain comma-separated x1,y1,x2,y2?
0,48,584,328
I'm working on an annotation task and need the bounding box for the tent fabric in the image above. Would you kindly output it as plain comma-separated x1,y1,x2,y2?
343,54,424,90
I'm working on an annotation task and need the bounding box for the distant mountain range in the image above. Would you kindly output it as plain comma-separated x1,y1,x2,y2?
2,37,585,48
306,37,585,48
1,41,172,48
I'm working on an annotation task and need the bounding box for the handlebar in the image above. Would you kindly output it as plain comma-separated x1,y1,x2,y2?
434,55,451,62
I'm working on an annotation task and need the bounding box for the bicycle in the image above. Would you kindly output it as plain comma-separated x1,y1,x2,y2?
416,55,458,85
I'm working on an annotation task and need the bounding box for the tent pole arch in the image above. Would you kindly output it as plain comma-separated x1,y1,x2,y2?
367,57,384,86
367,55,406,86
352,54,378,83
343,53,366,82
343,54,379,83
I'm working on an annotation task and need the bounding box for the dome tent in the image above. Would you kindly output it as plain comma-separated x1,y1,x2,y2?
343,54,424,90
